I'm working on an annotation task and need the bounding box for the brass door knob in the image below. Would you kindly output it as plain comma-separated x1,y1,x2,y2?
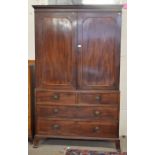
77,44,82,48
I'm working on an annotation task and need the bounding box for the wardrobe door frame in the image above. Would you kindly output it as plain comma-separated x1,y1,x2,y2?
77,10,121,90
35,9,78,90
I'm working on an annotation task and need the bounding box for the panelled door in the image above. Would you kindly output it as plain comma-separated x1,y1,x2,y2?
35,11,77,90
77,11,121,90
35,10,121,90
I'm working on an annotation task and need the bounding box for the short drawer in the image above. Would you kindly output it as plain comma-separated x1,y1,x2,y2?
36,91,76,104
36,105,118,120
78,92,119,105
37,119,118,138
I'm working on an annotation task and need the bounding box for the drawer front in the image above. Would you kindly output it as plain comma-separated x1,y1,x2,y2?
78,92,119,105
37,105,118,120
36,91,76,104
37,119,118,138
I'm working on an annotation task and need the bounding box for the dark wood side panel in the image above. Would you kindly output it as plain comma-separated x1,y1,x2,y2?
28,60,35,139
28,64,32,138
77,12,121,90
35,10,77,90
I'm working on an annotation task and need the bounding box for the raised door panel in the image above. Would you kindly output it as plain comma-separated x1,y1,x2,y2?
35,11,77,89
78,12,121,90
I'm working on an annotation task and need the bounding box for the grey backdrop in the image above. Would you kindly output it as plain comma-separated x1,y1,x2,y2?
48,0,82,5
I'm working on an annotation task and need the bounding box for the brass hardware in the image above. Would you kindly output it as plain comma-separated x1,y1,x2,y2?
52,94,59,100
52,124,60,130
93,126,100,132
53,108,59,113
77,44,82,48
95,96,101,100
94,110,101,116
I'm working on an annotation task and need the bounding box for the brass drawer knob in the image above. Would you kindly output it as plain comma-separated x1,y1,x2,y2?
93,126,100,132
52,94,60,100
53,108,59,113
94,110,101,116
52,124,60,130
95,96,101,101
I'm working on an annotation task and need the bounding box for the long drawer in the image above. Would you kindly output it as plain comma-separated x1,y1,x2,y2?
78,92,119,105
36,119,118,138
36,91,76,104
36,105,118,120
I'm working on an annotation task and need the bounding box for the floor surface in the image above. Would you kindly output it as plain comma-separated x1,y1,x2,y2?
29,136,127,155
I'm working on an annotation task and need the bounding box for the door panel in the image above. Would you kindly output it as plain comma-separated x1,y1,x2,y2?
77,12,121,90
35,11,77,89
